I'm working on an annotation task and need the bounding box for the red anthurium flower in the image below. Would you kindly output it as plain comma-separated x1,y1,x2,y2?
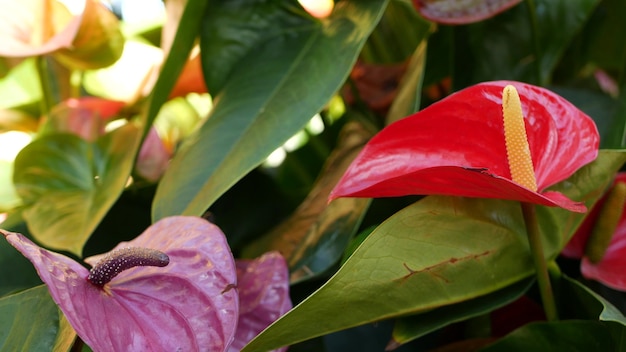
563,173,626,291
412,0,522,25
2,216,292,351
329,81,599,213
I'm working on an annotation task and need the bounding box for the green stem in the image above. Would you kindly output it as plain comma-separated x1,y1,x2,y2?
521,202,558,321
35,56,55,116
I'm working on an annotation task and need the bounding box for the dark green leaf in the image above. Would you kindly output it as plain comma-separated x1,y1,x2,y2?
456,0,599,86
0,216,41,297
13,125,139,256
390,279,534,348
0,285,75,352
360,0,431,64
584,0,626,74
558,275,626,323
386,41,427,125
479,320,625,351
152,0,389,220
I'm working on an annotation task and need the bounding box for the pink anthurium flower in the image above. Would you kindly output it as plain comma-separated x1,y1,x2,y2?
412,0,522,25
2,216,292,352
230,254,292,352
563,173,626,291
135,128,172,182
44,97,125,141
329,81,599,213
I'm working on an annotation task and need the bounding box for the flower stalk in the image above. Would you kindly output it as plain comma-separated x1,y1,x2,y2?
503,84,558,321
521,202,559,321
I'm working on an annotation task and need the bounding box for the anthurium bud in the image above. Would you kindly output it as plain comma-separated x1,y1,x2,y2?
585,182,626,263
502,84,537,192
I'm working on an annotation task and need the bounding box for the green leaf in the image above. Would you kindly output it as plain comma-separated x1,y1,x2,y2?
0,161,21,212
142,0,209,139
152,0,389,220
390,279,534,348
584,0,626,73
456,0,599,85
479,320,625,351
0,285,75,352
385,41,427,125
551,87,622,149
0,218,41,297
0,58,41,111
559,275,626,323
13,125,140,256
360,0,431,64
241,150,625,351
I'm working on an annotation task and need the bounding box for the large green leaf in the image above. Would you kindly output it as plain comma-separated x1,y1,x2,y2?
241,150,626,351
152,0,389,220
13,125,139,256
0,285,75,352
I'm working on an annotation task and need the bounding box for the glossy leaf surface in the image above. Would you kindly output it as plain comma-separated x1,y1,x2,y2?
0,285,75,352
4,216,239,352
152,0,388,220
13,125,139,256
330,81,599,213
242,150,625,351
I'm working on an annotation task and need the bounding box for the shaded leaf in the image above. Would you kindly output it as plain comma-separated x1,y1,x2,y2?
456,0,599,85
559,275,626,323
385,41,427,125
152,0,389,220
0,217,41,297
479,320,625,351
0,285,76,352
388,278,533,349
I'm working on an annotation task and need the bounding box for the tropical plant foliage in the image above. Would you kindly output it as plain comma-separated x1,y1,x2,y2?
1,0,626,351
